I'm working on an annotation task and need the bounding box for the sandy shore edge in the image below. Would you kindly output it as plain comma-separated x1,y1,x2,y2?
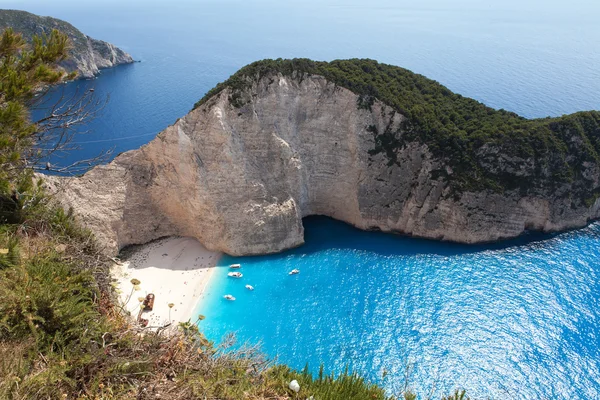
111,236,221,328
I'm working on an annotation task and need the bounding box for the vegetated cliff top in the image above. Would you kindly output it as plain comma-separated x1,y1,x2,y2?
0,9,133,77
195,58,600,200
0,9,90,54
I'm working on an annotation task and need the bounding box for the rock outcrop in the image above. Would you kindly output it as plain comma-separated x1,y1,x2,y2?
45,68,600,256
0,9,133,79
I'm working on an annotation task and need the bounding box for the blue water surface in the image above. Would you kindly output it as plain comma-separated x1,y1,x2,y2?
199,217,600,399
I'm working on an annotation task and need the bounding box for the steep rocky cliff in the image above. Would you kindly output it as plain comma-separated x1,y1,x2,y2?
45,59,600,256
0,10,133,79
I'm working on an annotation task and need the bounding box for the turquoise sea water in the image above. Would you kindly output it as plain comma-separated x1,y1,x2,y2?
198,217,600,398
4,0,600,397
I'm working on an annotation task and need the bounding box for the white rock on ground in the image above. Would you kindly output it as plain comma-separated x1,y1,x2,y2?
289,380,300,393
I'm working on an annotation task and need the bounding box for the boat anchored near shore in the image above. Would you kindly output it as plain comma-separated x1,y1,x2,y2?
229,263,241,269
223,294,236,301
289,269,300,275
245,284,254,291
228,271,243,278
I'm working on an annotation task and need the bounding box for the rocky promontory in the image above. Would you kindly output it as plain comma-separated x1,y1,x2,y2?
0,9,133,79
45,59,600,256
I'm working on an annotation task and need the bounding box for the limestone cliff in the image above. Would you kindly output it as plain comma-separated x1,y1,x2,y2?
45,60,600,256
0,10,133,79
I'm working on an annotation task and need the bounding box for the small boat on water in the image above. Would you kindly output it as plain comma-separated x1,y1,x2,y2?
228,271,243,278
245,284,254,291
229,263,241,269
288,269,300,275
223,294,236,301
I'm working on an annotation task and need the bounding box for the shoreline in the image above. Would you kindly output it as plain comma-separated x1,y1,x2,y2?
188,264,216,319
111,237,221,327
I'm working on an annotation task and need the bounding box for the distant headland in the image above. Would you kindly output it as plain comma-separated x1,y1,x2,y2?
0,9,133,78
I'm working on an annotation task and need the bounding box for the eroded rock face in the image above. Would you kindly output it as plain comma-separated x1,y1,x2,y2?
45,74,600,256
65,36,133,78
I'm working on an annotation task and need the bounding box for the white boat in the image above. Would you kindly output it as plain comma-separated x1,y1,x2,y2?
229,263,241,269
228,272,243,278
288,269,300,275
223,294,236,301
245,285,254,291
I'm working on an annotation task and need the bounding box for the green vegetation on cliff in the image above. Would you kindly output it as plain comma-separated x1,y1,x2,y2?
0,10,90,55
0,9,133,78
195,58,600,201
0,26,72,194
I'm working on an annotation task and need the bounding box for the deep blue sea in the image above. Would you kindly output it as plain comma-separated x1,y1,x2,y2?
4,0,600,397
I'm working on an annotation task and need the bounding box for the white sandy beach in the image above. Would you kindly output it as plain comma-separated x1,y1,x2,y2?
111,237,221,328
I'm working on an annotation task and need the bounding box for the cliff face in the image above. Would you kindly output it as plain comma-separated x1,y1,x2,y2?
0,10,133,79
45,72,600,256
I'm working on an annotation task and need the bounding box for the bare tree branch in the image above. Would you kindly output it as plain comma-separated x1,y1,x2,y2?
21,84,112,175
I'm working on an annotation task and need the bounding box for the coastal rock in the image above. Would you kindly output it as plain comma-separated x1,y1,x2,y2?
0,9,133,78
45,72,600,256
